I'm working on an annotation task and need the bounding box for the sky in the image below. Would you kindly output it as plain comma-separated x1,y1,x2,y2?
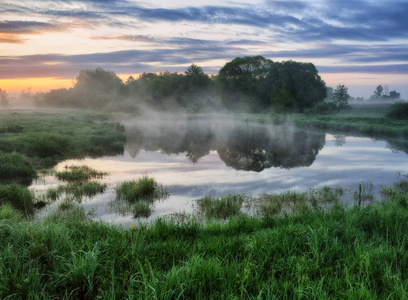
0,0,407,98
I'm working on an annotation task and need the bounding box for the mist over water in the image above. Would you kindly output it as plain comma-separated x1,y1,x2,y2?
33,115,408,224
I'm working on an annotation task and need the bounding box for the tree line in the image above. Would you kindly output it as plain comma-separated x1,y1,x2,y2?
30,56,327,113
3,55,403,113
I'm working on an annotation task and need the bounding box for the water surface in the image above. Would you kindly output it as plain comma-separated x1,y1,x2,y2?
33,117,408,224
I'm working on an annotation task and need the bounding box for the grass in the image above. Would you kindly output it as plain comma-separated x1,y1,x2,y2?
1,190,408,298
132,201,152,218
45,165,108,201
114,176,169,218
57,181,107,200
0,152,36,185
196,194,246,219
56,165,108,182
115,176,168,203
0,184,34,214
0,110,126,170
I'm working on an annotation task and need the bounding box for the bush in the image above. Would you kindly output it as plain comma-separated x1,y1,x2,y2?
0,152,36,185
0,184,34,214
386,102,408,120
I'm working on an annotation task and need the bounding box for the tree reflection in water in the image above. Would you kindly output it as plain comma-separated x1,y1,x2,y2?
124,116,326,172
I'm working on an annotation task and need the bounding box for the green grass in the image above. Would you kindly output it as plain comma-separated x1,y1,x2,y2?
56,165,108,183
0,110,126,170
114,176,168,218
132,201,152,218
196,194,246,219
0,184,34,214
115,176,168,203
57,181,107,200
2,192,408,298
45,165,108,201
0,152,36,185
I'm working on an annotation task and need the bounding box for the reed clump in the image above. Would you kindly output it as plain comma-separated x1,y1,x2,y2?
114,176,169,218
115,176,167,203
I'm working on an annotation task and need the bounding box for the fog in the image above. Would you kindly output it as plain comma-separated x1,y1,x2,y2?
121,115,325,171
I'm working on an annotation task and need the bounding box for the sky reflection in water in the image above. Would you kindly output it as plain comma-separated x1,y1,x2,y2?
33,118,408,224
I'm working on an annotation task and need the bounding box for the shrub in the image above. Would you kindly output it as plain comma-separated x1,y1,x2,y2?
0,152,36,185
386,102,408,120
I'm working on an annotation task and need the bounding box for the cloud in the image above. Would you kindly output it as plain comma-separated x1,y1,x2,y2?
0,33,25,44
318,64,408,74
2,0,407,43
0,20,62,34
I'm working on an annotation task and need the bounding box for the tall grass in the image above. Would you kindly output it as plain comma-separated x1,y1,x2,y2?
115,176,167,203
196,194,246,219
0,152,36,185
0,184,34,214
114,176,169,218
1,193,408,298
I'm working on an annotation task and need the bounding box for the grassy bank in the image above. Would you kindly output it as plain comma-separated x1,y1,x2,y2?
235,103,408,139
1,192,408,299
0,109,126,171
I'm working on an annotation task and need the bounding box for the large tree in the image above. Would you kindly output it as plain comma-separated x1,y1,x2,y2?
216,56,274,111
216,56,327,112
268,60,327,112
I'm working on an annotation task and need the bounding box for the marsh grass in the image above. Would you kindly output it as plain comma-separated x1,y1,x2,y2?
0,152,36,185
0,184,34,214
354,182,375,205
196,194,246,219
45,165,108,201
56,165,108,182
257,187,344,216
58,181,107,199
2,193,408,299
132,201,152,218
115,176,168,203
113,176,168,218
0,111,126,169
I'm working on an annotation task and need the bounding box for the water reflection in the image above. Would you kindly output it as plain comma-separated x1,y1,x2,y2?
124,117,325,171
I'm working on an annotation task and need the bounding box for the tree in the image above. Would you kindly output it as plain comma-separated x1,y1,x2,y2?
389,90,401,100
331,84,350,111
268,60,327,112
217,56,274,111
216,56,326,112
0,89,9,107
373,85,383,98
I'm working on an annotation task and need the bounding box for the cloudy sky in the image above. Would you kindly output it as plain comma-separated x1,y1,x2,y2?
1,0,407,97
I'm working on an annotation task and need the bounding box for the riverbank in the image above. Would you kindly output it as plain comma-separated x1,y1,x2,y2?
1,188,408,298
